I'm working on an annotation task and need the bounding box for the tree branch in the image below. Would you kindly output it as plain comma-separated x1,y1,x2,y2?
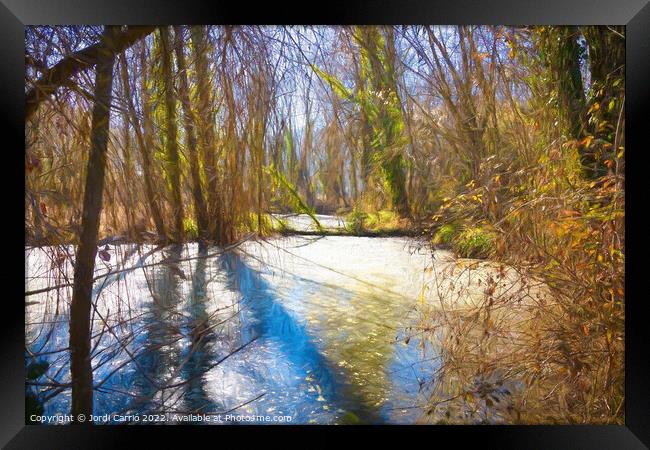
25,26,156,121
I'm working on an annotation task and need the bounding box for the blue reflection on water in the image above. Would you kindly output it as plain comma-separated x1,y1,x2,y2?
26,239,438,424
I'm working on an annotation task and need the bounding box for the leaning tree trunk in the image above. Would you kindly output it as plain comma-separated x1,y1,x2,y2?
26,26,155,121
68,25,118,422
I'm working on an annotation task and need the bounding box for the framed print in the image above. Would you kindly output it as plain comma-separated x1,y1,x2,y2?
3,0,649,447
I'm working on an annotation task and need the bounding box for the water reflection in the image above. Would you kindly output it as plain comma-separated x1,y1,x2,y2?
220,251,382,423
180,245,219,414
25,231,439,424
128,245,187,414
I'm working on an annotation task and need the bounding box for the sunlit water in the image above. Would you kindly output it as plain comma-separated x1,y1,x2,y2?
270,213,346,232
25,218,444,424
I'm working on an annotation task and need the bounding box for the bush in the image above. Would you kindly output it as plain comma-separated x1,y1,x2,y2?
345,208,367,234
420,161,624,424
432,223,494,258
432,223,458,246
345,208,407,234
454,226,495,258
365,209,401,232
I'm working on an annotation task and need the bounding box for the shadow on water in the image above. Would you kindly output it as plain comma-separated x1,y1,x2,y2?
219,250,384,424
127,245,187,414
179,245,220,414
27,238,437,423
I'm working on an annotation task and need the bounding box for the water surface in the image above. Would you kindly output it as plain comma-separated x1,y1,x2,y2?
25,220,440,424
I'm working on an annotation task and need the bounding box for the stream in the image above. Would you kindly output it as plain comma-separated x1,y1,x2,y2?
25,215,445,424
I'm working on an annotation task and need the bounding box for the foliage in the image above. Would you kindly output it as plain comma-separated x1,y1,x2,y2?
364,209,402,232
266,164,323,232
432,223,495,258
313,25,409,216
182,217,199,239
344,208,407,235
344,207,367,234
432,223,457,246
422,163,624,423
418,26,624,424
454,226,496,259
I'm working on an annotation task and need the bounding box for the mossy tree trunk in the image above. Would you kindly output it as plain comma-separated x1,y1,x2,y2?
174,26,209,240
582,26,625,178
191,26,224,243
159,26,185,242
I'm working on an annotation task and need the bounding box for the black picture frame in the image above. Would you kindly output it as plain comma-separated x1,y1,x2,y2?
5,0,649,447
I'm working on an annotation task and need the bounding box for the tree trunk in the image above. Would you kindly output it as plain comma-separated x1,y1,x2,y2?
137,44,167,239
159,27,185,242
558,26,587,142
355,26,409,216
191,26,223,242
173,26,209,240
69,25,118,422
582,26,625,178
